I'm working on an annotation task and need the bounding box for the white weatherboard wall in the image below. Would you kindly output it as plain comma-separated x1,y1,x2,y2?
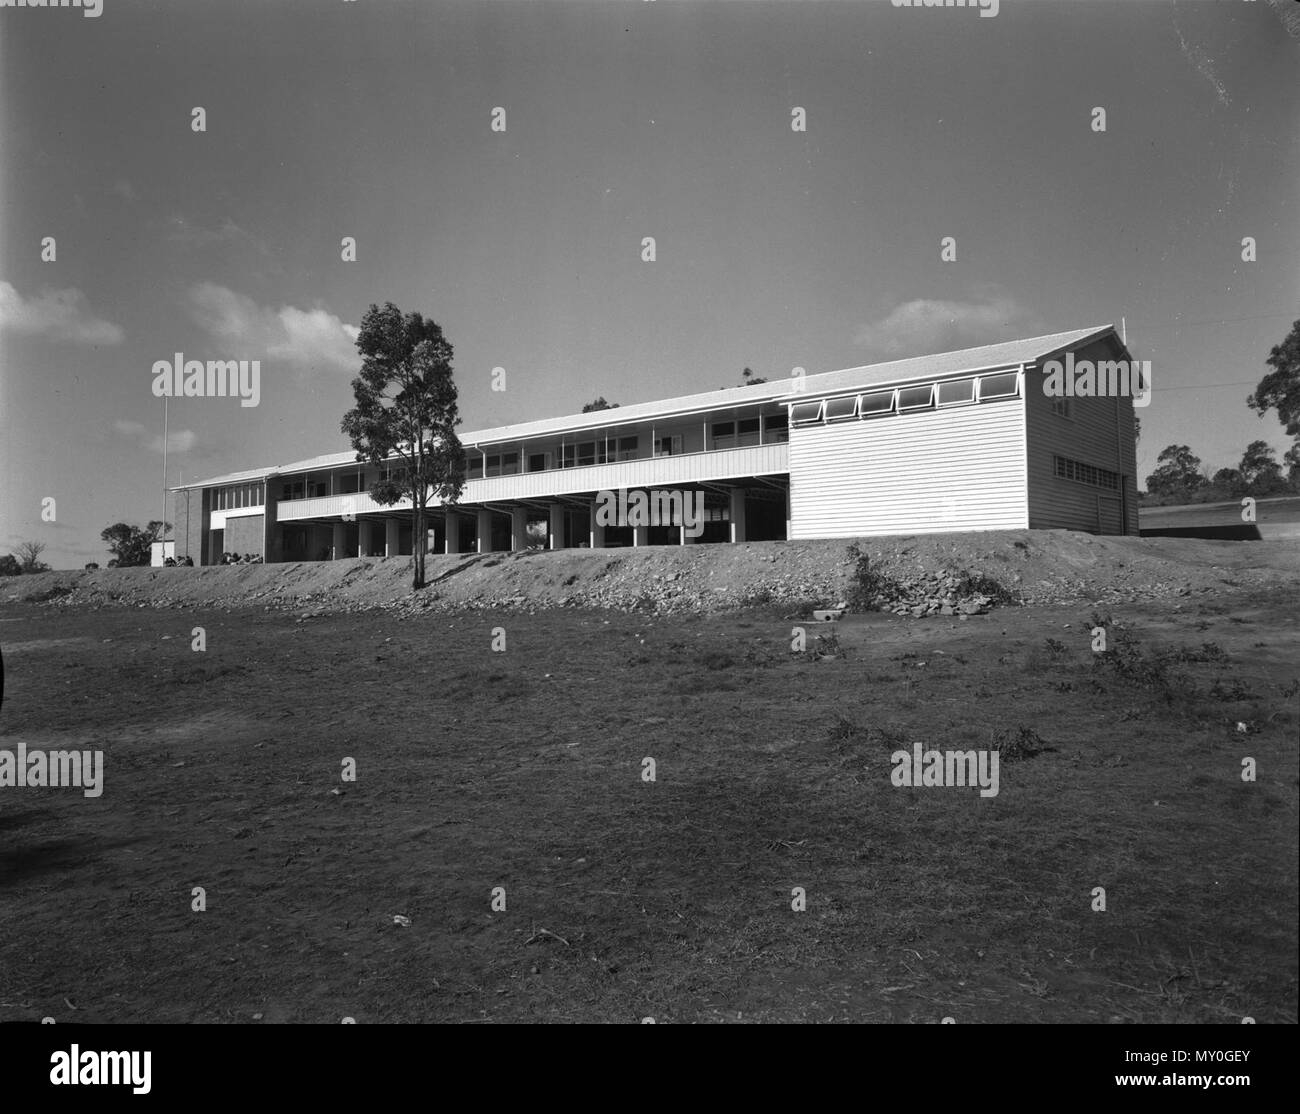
788,398,1028,538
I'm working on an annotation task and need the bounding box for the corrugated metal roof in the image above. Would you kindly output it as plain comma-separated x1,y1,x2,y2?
174,325,1116,489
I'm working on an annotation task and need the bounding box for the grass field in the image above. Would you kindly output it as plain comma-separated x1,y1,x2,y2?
1,589,1296,1023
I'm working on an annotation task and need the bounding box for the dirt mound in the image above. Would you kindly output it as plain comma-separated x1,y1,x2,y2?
5,531,1296,617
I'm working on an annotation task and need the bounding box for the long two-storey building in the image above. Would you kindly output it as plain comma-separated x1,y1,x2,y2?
170,325,1141,565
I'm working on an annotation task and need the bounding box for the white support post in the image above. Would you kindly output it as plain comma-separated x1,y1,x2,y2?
729,488,747,544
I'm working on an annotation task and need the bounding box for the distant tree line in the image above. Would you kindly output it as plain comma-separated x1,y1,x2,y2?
0,540,49,576
1143,318,1300,505
1143,440,1300,505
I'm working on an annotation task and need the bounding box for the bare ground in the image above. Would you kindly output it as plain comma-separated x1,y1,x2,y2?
0,533,1296,1023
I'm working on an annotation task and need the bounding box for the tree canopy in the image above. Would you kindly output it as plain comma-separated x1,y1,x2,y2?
100,522,167,568
341,302,464,590
1248,318,1300,436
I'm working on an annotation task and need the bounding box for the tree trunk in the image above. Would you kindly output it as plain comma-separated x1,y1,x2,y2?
412,501,426,590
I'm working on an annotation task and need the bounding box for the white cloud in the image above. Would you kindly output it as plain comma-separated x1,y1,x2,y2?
149,430,198,454
186,283,359,371
114,419,195,456
165,215,255,248
853,296,1031,356
0,281,125,345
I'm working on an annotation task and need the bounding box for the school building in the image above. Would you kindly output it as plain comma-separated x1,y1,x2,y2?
170,325,1141,565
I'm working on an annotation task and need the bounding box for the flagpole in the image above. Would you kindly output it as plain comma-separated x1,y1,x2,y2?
162,394,169,548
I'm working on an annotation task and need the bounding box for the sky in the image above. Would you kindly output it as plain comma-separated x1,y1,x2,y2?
1,0,1298,569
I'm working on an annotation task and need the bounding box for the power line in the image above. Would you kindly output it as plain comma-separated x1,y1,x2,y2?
1149,380,1258,391
1134,310,1297,331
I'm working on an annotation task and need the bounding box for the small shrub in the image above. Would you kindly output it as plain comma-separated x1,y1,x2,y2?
1163,642,1230,665
845,543,898,611
952,571,1020,605
1208,678,1257,702
812,629,843,660
992,725,1052,764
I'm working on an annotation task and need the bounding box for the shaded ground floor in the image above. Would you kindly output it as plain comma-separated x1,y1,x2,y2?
216,483,789,564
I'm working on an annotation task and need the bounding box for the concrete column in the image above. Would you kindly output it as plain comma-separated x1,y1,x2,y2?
729,488,747,544
445,512,461,554
332,521,347,560
549,504,566,550
590,502,606,549
358,520,372,557
477,508,494,553
385,518,400,557
785,486,792,541
511,507,528,551
632,524,649,547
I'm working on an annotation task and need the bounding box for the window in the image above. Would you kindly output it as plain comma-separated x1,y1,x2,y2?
1051,397,1072,419
560,445,576,468
577,442,596,467
501,452,519,475
528,452,548,473
617,436,639,461
979,372,1019,401
712,421,735,449
790,401,824,425
1054,455,1120,491
484,455,501,478
655,436,682,457
737,417,761,446
824,396,858,421
937,378,975,407
764,413,789,443
466,457,483,479
860,390,895,417
897,384,935,411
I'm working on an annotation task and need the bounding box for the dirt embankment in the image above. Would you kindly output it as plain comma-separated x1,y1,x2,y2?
6,531,1298,617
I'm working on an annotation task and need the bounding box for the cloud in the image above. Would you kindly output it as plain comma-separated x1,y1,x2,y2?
0,282,125,345
149,430,198,454
164,215,262,251
186,282,359,371
115,419,196,456
853,296,1031,357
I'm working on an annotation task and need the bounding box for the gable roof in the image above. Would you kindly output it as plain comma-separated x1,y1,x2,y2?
175,325,1119,489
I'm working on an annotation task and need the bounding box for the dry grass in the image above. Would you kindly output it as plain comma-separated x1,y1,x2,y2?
0,589,1295,1023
